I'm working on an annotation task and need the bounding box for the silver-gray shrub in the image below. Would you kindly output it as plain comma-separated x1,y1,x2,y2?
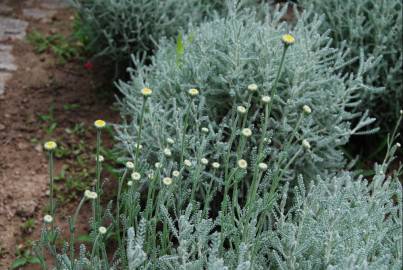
117,5,377,181
123,170,402,270
72,0,215,74
298,0,403,129
269,166,402,269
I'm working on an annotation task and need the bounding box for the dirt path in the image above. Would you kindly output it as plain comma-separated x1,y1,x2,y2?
0,1,119,268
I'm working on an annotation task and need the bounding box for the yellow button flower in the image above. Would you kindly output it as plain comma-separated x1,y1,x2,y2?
44,141,57,151
141,87,152,96
188,88,199,97
238,159,248,169
94,119,106,129
282,34,295,45
163,177,173,186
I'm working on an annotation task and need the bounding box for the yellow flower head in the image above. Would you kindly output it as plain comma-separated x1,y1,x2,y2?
302,105,312,114
238,159,248,169
188,88,199,97
201,158,209,165
131,172,141,181
141,87,152,97
44,141,57,151
94,119,106,129
212,162,220,169
242,128,252,137
302,139,311,150
84,190,98,200
126,161,135,169
247,84,258,92
184,159,192,167
237,106,247,114
43,214,53,224
98,226,107,235
282,34,295,45
163,177,173,186
261,96,271,104
258,162,268,171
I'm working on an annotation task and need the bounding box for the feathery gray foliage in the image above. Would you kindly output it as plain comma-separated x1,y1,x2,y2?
270,168,402,270
117,5,377,181
298,0,403,129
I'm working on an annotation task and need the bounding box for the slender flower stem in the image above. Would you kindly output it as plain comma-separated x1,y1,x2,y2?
224,112,239,180
266,45,289,122
48,151,55,217
91,233,101,260
116,169,128,250
134,98,147,169
243,45,290,247
95,129,102,223
178,103,191,211
246,45,290,211
190,136,206,203
69,196,86,268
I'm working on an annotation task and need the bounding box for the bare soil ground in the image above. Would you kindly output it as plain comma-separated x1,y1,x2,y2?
0,1,119,268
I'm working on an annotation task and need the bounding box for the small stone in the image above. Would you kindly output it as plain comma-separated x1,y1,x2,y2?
17,142,29,150
40,0,70,9
0,16,28,41
0,123,5,130
16,200,37,217
23,8,56,20
35,144,43,152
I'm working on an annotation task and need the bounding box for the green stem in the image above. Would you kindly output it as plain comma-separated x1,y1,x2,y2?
69,196,86,268
48,151,55,217
134,98,147,169
178,103,190,211
90,233,101,260
116,169,127,250
95,130,102,223
265,45,289,124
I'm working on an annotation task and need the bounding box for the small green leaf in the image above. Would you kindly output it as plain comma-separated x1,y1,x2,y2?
11,257,28,269
28,256,41,264
176,32,184,66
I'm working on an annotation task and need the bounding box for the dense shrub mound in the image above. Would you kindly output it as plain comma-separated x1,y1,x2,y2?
117,7,377,181
32,5,402,270
299,0,403,130
73,0,271,76
73,0,211,74
271,169,402,270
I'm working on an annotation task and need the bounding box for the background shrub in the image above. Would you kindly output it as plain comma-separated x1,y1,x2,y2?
73,0,271,77
117,6,377,182
298,0,403,131
73,0,211,76
270,166,402,270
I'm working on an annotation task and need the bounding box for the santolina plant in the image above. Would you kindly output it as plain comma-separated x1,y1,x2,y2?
72,0,220,76
298,0,403,130
116,6,377,182
32,106,402,269
72,0,272,77
30,3,402,269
